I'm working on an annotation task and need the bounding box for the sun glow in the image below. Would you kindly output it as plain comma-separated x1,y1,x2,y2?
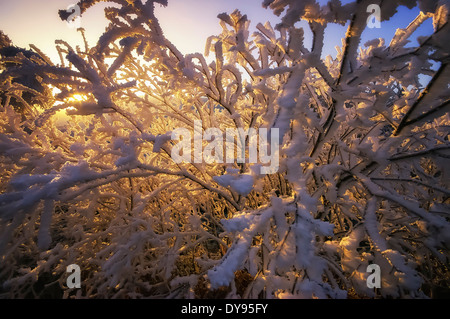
50,94,87,124
68,94,86,102
65,106,77,112
65,93,87,112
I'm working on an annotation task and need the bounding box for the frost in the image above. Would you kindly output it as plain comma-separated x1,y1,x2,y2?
0,0,449,299
37,200,54,251
213,172,254,196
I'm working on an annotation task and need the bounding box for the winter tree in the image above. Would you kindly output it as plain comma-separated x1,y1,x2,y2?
0,0,449,299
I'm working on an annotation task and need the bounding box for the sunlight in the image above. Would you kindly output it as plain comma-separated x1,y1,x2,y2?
64,93,87,112
65,106,77,112
68,94,86,102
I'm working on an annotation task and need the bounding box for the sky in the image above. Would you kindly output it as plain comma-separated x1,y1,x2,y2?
0,0,435,65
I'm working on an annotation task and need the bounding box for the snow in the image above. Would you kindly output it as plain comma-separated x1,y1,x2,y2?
207,236,251,289
213,173,254,196
0,0,448,299
364,197,388,252
208,205,274,289
37,200,53,251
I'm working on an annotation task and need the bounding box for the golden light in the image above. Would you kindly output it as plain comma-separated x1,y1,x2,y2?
64,94,87,112
50,94,87,124
65,106,77,112
68,94,86,102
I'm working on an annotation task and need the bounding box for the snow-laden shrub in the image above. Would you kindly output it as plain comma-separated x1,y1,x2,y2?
0,0,449,298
